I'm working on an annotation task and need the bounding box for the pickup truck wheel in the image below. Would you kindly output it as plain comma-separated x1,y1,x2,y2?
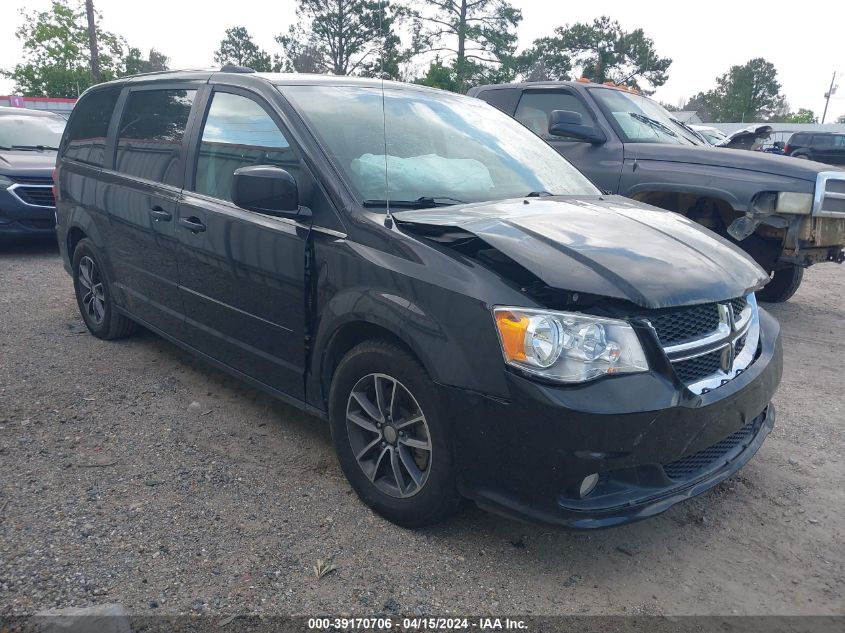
72,239,138,339
329,340,462,528
757,265,804,303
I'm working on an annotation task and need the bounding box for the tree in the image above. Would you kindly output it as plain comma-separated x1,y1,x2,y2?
277,0,405,78
415,57,461,92
2,0,126,97
518,16,671,92
213,26,276,72
124,48,170,75
692,58,786,123
780,108,817,124
408,0,522,91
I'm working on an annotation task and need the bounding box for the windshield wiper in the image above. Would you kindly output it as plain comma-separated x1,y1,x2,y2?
10,144,60,151
628,113,678,138
362,196,466,209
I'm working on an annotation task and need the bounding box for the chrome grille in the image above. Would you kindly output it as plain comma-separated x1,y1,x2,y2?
646,294,760,395
673,349,722,384
7,183,55,208
814,172,845,217
729,297,747,316
648,304,720,345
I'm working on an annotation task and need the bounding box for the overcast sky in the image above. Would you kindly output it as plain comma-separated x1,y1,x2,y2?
1,0,843,121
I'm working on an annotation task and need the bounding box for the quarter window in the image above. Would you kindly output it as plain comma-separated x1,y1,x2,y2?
62,88,120,166
115,89,195,184
193,92,298,202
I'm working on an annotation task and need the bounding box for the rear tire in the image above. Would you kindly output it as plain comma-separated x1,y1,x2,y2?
757,264,804,303
72,238,138,339
328,340,462,528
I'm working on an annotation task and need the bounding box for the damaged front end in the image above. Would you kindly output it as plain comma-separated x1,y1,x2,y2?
728,171,845,267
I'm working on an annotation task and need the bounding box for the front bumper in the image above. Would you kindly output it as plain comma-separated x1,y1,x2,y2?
0,188,56,240
444,308,783,528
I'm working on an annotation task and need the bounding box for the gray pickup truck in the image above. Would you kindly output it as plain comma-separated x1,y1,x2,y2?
468,81,845,302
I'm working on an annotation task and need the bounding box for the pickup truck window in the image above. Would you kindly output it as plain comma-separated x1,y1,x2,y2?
589,88,703,146
514,91,596,139
282,85,599,208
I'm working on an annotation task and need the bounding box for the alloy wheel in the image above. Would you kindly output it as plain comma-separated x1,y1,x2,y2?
78,255,106,326
345,373,432,498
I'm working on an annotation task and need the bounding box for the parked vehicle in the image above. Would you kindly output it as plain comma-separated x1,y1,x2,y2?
468,81,845,302
690,125,728,145
56,70,782,529
784,132,845,166
0,106,65,240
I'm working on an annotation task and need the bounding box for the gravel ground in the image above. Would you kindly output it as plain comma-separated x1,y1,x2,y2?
1,240,843,617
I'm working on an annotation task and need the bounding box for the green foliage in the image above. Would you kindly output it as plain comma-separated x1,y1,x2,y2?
213,26,276,72
692,58,786,123
277,0,406,78
3,0,123,96
124,48,170,76
779,108,817,124
415,57,460,92
409,0,522,91
1,0,170,97
517,16,671,92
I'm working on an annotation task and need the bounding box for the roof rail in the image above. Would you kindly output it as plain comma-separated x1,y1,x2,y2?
219,65,255,74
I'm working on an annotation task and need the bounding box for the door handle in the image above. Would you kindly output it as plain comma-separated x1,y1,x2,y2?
179,217,206,233
150,207,172,222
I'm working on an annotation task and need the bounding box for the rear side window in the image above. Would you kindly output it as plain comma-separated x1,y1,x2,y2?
62,88,120,166
835,135,845,147
812,135,834,147
193,91,299,202
115,89,196,185
515,91,595,139
475,88,519,114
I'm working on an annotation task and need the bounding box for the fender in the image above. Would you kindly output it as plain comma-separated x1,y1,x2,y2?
621,159,816,215
308,286,485,411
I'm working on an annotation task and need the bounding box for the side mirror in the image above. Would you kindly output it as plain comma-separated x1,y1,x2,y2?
548,110,607,144
232,165,300,217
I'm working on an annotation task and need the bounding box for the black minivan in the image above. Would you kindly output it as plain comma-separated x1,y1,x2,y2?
55,69,783,529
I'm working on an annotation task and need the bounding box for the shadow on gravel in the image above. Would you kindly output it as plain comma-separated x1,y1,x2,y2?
0,237,59,256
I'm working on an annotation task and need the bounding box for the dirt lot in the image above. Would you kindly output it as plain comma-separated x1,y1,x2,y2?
1,240,843,618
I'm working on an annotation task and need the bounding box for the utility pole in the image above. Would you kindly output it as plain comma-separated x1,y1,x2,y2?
821,71,837,124
85,0,101,83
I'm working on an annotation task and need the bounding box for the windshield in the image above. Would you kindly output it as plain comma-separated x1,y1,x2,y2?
696,129,725,145
0,113,65,149
589,88,704,146
281,85,599,207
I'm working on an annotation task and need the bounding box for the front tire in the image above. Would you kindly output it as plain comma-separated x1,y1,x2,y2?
757,264,804,303
72,238,138,339
329,340,462,528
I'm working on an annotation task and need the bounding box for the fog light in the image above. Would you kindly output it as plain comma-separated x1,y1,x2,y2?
579,473,600,498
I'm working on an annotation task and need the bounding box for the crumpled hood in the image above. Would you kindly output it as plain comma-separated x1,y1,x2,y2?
0,149,57,172
625,142,841,180
394,196,769,309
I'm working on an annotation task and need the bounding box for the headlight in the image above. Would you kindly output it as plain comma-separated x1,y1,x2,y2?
0,175,13,190
493,307,648,383
775,191,813,215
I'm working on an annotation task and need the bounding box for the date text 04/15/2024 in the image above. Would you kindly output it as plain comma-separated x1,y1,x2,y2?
307,617,529,630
